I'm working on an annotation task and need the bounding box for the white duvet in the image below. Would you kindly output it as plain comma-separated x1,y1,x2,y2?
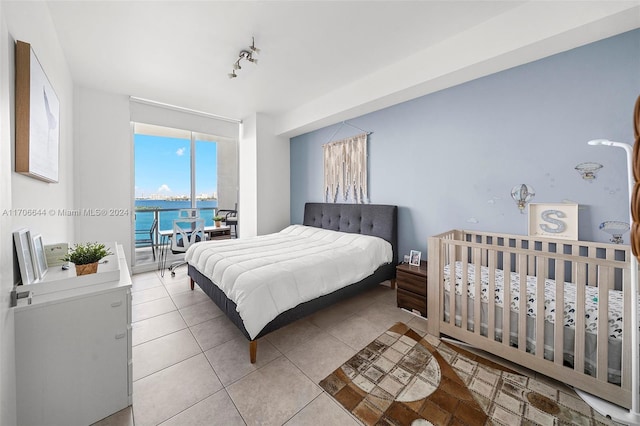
185,224,393,339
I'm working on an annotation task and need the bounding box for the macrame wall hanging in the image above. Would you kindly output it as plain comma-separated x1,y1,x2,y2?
323,124,370,204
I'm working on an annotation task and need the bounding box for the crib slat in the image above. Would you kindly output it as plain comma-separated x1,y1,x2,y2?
574,262,587,375
554,259,565,366
572,249,578,288
518,254,527,351
503,251,512,348
605,247,614,261
474,247,482,336
528,247,535,275
621,264,631,392
448,243,457,328
588,246,597,286
535,258,545,359
461,247,469,331
488,250,496,341
481,236,487,266
596,265,610,382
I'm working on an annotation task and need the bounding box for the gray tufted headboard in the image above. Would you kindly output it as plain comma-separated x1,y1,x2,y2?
303,203,398,265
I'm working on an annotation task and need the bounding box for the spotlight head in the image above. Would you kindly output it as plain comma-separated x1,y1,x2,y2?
233,61,241,70
228,70,237,79
250,37,260,54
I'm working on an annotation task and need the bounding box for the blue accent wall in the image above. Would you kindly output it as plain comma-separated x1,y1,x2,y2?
290,29,640,259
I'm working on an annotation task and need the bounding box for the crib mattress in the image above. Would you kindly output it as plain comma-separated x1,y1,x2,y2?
443,262,627,340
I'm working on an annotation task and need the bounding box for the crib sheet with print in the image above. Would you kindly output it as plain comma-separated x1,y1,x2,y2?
443,261,630,383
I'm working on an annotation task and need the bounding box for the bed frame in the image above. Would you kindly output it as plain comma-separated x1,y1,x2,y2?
427,229,633,408
188,202,398,363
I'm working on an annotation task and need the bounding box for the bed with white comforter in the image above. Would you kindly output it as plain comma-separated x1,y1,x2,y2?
185,224,393,339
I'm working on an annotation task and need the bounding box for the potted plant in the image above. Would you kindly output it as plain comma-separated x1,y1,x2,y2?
213,215,225,228
62,242,113,276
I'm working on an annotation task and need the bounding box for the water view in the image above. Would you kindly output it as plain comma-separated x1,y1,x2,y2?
134,199,218,241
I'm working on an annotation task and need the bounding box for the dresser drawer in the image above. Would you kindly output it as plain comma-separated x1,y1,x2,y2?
396,270,427,296
397,288,426,316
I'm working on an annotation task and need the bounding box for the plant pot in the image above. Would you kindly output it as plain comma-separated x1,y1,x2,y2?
75,262,98,276
215,221,221,228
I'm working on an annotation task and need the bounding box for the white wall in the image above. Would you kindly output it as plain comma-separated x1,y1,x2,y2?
1,3,75,424
6,1,75,244
239,113,290,236
216,138,238,211
256,114,290,234
239,114,258,237
0,7,17,425
74,88,132,264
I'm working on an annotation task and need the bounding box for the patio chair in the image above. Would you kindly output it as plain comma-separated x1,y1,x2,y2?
217,207,238,238
135,218,158,260
168,217,205,277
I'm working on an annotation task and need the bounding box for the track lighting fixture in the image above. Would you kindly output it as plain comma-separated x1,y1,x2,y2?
229,37,259,79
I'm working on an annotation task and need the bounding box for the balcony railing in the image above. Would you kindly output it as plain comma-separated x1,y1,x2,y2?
134,207,216,265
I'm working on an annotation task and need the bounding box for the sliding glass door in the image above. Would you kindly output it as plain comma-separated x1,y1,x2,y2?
132,123,237,269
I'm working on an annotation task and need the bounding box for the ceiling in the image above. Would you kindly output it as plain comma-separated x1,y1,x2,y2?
45,1,640,137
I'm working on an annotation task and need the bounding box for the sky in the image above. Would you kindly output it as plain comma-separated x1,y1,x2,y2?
134,134,217,199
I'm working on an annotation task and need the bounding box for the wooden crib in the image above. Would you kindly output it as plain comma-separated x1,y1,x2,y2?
427,229,634,408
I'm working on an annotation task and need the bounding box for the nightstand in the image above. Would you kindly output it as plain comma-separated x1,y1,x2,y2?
396,260,427,317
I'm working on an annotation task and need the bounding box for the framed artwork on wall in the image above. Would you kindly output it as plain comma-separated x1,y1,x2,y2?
15,40,60,183
13,228,36,285
528,202,579,240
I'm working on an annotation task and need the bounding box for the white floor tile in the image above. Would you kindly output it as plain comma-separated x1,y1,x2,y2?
171,287,211,309
131,285,169,306
190,315,246,351
132,329,201,381
265,319,324,354
132,297,176,323
284,393,359,426
132,310,188,347
227,356,321,426
178,299,225,327
205,335,282,386
159,389,244,426
133,354,222,426
326,314,387,351
285,332,357,383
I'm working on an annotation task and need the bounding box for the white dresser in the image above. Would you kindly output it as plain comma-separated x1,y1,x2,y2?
14,243,132,426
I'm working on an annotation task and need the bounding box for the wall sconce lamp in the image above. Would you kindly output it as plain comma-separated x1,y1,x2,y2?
228,37,259,79
575,162,603,180
511,184,535,213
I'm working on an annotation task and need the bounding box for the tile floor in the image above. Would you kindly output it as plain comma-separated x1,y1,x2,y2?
93,268,601,426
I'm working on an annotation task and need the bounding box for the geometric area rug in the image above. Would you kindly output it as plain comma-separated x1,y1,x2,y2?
320,322,615,425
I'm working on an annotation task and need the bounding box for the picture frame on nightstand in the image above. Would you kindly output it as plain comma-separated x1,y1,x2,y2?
409,250,421,266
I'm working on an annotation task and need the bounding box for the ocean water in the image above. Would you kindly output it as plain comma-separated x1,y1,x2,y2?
134,200,218,241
